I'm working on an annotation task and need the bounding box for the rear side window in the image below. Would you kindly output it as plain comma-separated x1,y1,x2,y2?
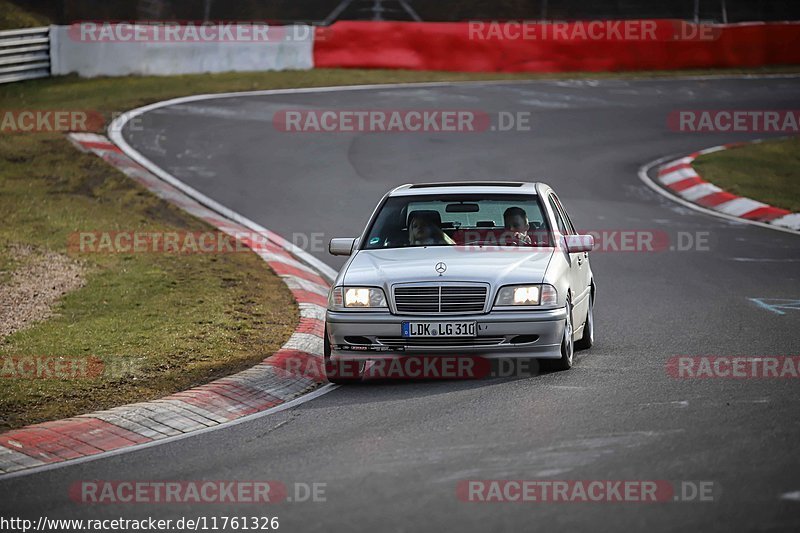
552,195,577,234
548,196,570,235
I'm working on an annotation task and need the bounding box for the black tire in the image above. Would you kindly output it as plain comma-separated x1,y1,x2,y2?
323,326,363,384
575,291,594,351
548,299,575,371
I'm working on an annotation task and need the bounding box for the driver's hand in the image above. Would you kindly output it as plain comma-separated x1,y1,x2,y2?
515,232,532,245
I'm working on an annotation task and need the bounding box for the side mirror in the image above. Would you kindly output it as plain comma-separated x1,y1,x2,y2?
564,234,594,254
329,238,357,256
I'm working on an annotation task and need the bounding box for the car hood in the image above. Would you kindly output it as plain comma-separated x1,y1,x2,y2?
341,246,554,288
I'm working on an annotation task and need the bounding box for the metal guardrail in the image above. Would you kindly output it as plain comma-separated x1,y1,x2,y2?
0,27,50,85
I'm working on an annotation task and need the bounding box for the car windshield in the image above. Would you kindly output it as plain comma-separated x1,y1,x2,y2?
362,194,552,249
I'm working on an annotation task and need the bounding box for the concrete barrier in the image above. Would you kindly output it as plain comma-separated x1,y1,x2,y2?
50,24,314,77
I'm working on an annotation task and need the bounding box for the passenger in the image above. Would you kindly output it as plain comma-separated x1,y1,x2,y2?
408,211,456,246
502,207,533,245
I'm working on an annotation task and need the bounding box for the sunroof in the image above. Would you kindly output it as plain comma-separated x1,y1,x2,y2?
408,182,525,189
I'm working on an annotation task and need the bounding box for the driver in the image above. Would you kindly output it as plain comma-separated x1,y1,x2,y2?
408,211,455,246
503,207,533,245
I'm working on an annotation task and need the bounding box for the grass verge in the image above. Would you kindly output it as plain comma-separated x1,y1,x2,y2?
692,137,800,213
0,133,298,431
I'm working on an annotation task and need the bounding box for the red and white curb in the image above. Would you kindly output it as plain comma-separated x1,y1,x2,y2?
653,142,800,233
0,132,334,476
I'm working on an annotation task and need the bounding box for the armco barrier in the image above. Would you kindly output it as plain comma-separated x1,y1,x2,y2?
49,24,314,77
0,27,50,84
313,20,800,72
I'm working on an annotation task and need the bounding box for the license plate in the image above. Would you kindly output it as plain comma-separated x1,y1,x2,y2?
402,321,476,338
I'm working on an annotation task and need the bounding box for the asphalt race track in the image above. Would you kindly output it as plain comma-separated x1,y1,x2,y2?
2,76,799,531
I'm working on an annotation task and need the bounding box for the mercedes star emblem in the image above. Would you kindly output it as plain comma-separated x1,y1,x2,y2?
435,262,447,275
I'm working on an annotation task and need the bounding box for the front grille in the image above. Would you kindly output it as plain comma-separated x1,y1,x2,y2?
376,336,505,348
393,285,487,315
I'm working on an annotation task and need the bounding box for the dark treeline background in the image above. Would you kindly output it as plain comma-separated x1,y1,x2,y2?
17,0,800,24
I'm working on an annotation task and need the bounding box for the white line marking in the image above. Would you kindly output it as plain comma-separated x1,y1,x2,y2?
748,297,800,315
730,257,800,262
640,400,689,408
696,146,727,155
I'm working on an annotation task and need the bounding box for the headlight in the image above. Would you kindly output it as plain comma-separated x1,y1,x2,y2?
328,287,387,310
494,284,558,307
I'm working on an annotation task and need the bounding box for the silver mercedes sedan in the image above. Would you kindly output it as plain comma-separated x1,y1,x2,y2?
324,181,595,383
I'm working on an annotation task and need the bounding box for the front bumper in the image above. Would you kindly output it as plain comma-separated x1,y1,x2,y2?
326,307,566,359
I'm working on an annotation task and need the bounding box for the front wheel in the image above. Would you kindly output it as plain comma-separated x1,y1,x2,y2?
547,299,574,371
323,326,364,384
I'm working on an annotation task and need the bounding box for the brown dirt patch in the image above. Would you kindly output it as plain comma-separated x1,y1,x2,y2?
0,244,86,339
